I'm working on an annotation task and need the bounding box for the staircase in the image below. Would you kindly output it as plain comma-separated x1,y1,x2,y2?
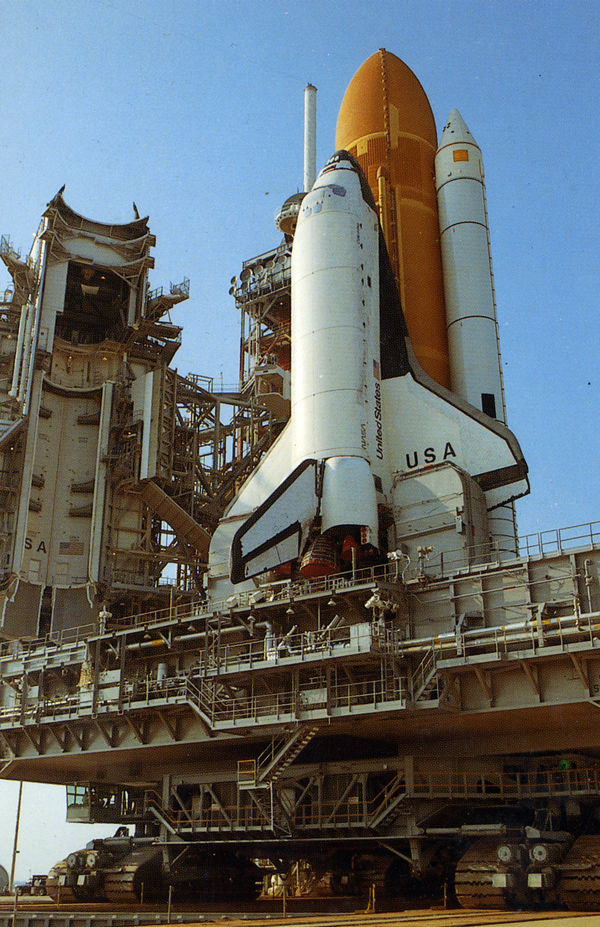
366,773,407,829
184,677,217,731
238,725,319,789
412,646,439,702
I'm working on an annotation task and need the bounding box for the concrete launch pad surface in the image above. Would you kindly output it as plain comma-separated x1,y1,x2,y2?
0,903,598,927
161,913,600,927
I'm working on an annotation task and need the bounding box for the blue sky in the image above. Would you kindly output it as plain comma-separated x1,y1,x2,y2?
1,0,599,880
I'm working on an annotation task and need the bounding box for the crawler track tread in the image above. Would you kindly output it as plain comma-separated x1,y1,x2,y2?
559,834,600,911
103,848,164,905
454,838,508,910
45,862,79,904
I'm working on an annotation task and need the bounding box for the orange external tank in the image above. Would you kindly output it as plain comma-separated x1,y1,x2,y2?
336,48,451,388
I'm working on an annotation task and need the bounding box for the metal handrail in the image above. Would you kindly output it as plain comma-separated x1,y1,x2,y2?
4,610,600,731
519,521,600,558
5,518,597,652
166,766,600,835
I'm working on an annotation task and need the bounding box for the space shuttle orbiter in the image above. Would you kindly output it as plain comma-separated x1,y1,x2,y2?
206,151,528,595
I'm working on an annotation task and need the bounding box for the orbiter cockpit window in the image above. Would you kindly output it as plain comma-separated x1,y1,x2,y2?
56,262,130,344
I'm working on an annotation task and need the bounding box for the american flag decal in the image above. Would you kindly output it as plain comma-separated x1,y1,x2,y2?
59,541,84,556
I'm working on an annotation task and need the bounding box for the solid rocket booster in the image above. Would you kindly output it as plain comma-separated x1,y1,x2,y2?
435,109,516,551
335,48,451,389
435,110,505,422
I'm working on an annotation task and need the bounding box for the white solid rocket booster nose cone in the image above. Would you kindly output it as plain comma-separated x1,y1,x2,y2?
441,108,475,144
